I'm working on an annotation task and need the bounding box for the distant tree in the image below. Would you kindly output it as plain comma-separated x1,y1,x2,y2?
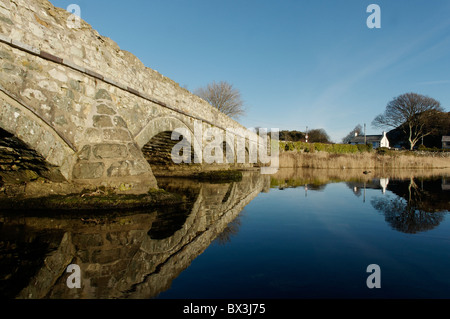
308,128,331,143
342,124,363,144
372,93,443,150
387,111,450,149
279,130,305,142
194,81,246,120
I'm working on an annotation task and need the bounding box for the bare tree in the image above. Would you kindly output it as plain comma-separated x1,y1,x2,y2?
342,124,363,144
372,93,443,150
194,81,246,120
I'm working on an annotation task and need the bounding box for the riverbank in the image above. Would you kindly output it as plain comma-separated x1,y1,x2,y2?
0,169,247,211
278,150,450,170
0,186,184,212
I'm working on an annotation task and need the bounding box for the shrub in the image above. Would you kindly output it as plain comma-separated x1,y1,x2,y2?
357,143,373,153
376,147,395,156
417,144,427,151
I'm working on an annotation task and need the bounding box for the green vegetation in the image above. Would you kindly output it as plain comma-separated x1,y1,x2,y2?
417,144,450,152
0,188,183,212
279,140,449,156
280,141,373,154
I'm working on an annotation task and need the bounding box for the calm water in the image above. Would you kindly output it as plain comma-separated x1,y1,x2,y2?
1,169,449,299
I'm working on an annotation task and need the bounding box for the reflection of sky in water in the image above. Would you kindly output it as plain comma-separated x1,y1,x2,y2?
1,173,449,299
159,181,450,299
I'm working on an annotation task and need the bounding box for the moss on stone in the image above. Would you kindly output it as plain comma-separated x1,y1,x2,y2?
0,187,183,212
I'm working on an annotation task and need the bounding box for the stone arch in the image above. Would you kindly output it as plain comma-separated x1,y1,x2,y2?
135,116,198,149
223,139,236,164
0,89,76,180
135,116,203,170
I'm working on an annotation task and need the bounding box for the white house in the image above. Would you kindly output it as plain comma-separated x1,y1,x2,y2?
348,131,390,149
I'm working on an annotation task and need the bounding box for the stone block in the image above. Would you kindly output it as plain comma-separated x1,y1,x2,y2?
103,128,131,142
113,116,127,128
77,145,91,160
62,58,86,74
92,115,113,128
96,103,116,115
0,34,11,44
95,89,111,100
68,79,81,92
40,50,63,63
84,128,102,144
11,39,40,55
72,162,104,179
93,144,128,159
127,143,142,159
0,49,13,61
85,69,104,80
107,161,130,177
49,68,68,82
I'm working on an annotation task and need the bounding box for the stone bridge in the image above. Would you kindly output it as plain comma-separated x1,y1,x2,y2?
0,0,270,191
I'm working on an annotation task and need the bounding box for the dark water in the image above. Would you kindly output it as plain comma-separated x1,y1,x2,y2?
0,169,449,299
158,173,450,299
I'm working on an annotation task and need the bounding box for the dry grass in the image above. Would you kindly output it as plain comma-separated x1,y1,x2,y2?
279,151,450,170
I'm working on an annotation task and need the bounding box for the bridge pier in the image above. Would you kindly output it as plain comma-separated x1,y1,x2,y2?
70,95,158,190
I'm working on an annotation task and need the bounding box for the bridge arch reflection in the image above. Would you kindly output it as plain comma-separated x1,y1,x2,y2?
0,172,269,299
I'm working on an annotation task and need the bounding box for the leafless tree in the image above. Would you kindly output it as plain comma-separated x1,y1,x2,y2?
194,81,246,120
372,93,443,150
342,124,363,143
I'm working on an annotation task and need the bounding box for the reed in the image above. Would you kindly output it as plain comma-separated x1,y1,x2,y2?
279,151,450,169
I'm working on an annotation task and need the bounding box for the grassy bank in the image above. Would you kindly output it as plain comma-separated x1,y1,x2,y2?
278,141,450,169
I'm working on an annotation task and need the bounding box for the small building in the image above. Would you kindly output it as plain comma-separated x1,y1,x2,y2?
442,136,450,149
348,131,390,149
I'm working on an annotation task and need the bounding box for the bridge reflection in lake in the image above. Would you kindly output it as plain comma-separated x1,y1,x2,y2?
1,168,449,299
0,172,269,299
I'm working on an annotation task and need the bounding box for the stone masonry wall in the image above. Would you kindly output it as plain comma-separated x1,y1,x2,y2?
0,0,259,187
0,0,253,136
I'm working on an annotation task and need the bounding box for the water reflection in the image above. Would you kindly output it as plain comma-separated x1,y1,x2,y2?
370,177,449,233
1,167,449,299
271,168,450,234
0,172,270,299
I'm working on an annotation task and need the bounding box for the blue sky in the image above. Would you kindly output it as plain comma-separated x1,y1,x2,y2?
50,0,450,142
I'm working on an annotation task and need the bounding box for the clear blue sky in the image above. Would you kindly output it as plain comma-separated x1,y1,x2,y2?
50,0,450,142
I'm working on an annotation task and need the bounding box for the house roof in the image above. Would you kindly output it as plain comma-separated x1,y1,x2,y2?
442,136,450,142
349,135,382,144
